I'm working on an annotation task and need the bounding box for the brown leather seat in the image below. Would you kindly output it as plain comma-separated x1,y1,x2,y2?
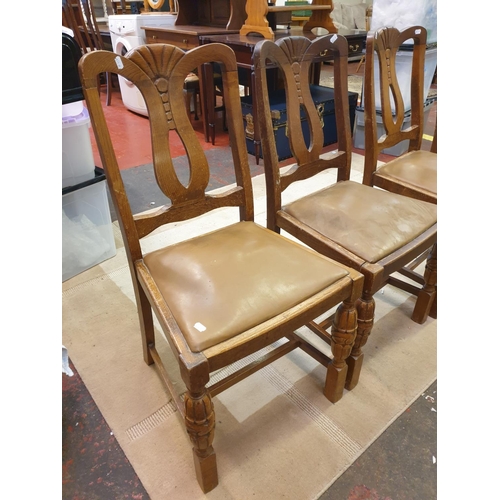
144,221,349,352
372,150,437,198
284,181,436,263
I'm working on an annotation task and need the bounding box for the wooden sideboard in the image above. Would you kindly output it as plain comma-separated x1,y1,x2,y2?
142,25,239,50
174,0,247,30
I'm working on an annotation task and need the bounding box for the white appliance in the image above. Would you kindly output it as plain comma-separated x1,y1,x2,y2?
108,13,177,115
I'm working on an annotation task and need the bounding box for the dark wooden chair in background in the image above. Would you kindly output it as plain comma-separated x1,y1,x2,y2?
254,34,437,395
62,0,113,106
79,42,364,493
362,26,437,321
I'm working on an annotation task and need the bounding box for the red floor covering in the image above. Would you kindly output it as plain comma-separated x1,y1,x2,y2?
88,87,230,171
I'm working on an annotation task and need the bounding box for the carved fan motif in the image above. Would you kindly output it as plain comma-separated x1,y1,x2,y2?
277,37,312,64
127,44,184,123
276,37,315,104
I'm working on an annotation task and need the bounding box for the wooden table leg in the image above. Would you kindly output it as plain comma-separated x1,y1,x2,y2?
200,63,213,144
250,69,261,165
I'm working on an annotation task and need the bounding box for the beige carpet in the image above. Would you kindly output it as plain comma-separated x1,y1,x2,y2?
62,153,436,499
320,73,363,97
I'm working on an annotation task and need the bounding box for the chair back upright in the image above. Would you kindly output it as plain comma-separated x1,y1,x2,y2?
63,0,113,105
362,26,427,185
79,0,107,51
79,43,254,264
62,0,105,53
253,34,353,231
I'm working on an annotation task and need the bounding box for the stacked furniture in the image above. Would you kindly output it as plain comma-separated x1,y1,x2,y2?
240,0,336,39
62,0,114,105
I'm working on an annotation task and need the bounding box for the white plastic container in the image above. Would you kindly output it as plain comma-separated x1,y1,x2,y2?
362,46,437,113
370,0,437,44
353,98,435,157
62,170,117,281
62,100,83,118
62,106,95,189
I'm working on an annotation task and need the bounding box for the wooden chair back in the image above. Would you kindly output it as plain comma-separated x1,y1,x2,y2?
62,0,106,53
362,26,427,184
63,0,113,105
79,43,254,263
253,34,353,231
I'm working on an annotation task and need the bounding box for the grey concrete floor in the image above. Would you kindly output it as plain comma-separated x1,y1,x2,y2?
320,380,437,500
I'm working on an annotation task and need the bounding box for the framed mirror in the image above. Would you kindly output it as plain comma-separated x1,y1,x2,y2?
147,0,165,9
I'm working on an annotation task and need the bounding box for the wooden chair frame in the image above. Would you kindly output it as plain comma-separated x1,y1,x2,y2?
362,26,437,318
79,42,364,493
253,34,437,395
62,0,113,106
362,26,436,201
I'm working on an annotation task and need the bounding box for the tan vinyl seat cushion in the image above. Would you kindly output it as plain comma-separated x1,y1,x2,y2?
376,150,437,195
143,221,350,352
284,180,437,264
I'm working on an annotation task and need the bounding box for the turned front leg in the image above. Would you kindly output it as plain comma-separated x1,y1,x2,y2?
345,293,375,391
412,243,437,324
185,389,218,493
324,299,358,403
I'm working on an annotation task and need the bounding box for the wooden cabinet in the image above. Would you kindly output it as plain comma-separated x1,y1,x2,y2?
175,0,246,30
143,26,205,50
345,31,365,60
195,0,232,27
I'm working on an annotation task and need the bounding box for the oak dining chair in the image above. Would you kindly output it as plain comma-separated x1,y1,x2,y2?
253,34,437,396
362,26,437,321
79,41,364,493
